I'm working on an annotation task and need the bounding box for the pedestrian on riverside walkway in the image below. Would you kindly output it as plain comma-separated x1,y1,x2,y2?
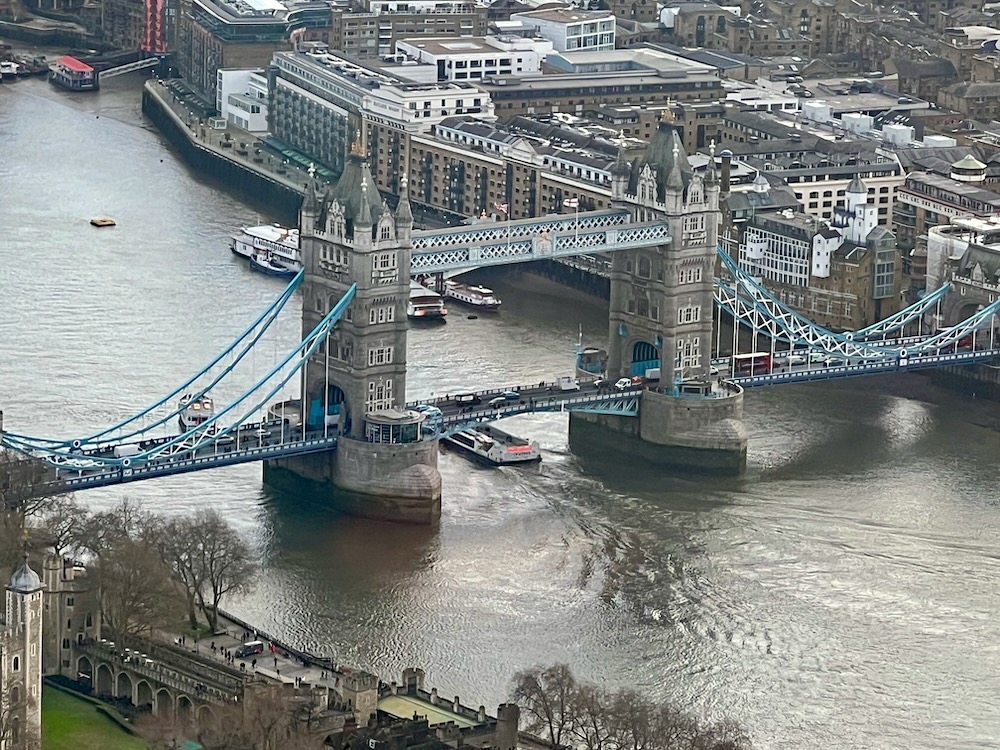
274,656,278,670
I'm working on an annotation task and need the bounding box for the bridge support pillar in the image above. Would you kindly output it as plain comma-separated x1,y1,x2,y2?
569,387,747,474
264,439,441,524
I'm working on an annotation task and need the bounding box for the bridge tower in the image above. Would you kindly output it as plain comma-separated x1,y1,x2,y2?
264,138,441,523
570,122,747,473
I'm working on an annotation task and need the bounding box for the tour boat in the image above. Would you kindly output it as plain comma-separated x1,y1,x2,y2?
48,55,97,91
443,425,541,466
407,281,448,321
178,394,214,432
442,280,501,311
230,223,301,272
249,250,297,279
90,217,116,227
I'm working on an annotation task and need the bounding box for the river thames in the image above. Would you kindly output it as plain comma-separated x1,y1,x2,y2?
2,74,999,749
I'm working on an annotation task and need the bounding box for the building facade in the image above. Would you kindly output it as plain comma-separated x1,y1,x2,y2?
217,67,269,131
509,9,615,52
394,35,552,81
1,558,44,750
738,176,903,329
177,0,292,99
328,1,488,60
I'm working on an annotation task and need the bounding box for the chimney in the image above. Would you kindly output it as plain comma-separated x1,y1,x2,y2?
721,150,733,196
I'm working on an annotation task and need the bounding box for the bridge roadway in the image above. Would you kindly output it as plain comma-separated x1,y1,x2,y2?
38,382,646,492
32,348,1000,493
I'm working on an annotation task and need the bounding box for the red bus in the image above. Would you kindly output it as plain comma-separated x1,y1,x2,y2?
732,352,773,375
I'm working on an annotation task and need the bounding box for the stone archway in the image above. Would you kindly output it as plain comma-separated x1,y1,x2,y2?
177,695,193,716
116,672,134,704
154,688,174,717
136,680,154,710
196,704,215,727
77,656,94,691
96,663,113,697
630,340,660,376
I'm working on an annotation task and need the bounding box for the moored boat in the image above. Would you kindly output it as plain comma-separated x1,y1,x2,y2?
443,280,501,311
178,393,214,432
231,223,301,271
249,250,297,278
408,281,448,320
0,61,18,81
48,55,97,91
90,217,116,227
443,424,541,466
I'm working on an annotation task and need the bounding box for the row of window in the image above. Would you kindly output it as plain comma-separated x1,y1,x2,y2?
367,379,394,412
368,346,395,366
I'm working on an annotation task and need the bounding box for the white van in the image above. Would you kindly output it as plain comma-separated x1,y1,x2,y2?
113,444,141,458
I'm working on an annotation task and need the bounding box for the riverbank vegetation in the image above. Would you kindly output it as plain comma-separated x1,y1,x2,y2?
512,664,751,750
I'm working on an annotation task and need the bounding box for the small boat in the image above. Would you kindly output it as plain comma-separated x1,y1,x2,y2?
0,61,18,81
249,251,297,278
443,424,541,466
90,217,116,227
443,280,501,311
408,281,448,321
230,223,301,271
178,394,214,433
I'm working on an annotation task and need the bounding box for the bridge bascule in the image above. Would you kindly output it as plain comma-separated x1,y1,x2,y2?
3,123,999,521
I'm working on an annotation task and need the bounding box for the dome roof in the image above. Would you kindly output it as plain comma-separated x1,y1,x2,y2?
952,154,987,171
846,174,867,195
8,558,42,593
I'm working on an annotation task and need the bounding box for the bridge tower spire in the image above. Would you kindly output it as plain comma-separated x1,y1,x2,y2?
574,121,747,473
263,135,441,522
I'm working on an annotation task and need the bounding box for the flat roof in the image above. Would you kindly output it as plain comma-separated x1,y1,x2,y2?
55,55,93,72
378,695,480,728
513,8,613,22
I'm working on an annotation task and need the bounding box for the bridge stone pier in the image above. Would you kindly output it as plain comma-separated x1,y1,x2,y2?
570,124,748,473
264,137,441,523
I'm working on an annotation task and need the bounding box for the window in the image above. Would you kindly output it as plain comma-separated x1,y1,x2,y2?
638,256,651,278
367,346,394,367
677,305,701,324
369,305,395,324
66,597,74,607
12,656,19,672
371,251,398,284
62,638,71,649
366,378,394,412
680,267,703,284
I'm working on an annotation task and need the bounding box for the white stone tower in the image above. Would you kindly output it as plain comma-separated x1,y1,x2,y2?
1,554,44,750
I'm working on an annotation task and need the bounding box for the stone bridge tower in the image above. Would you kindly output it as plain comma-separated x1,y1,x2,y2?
570,123,747,473
264,137,441,522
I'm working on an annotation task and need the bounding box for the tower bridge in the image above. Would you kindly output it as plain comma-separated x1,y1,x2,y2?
3,123,1000,522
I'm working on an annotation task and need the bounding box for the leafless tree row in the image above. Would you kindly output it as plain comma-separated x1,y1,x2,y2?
512,664,751,750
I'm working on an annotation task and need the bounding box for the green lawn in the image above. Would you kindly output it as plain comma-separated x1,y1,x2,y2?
42,686,147,750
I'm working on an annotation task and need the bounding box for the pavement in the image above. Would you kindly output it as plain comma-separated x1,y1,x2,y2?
170,613,344,692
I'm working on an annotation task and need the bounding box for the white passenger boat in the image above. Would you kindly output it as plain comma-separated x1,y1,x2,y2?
178,394,214,432
443,424,540,466
442,280,501,311
408,281,448,320
230,223,301,272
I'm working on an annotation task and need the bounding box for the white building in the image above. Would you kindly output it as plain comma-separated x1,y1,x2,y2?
741,175,882,285
395,35,552,81
509,8,615,53
0,557,44,750
216,68,269,132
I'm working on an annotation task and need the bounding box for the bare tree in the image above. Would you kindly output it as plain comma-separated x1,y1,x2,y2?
0,449,68,569
511,664,751,750
512,663,578,749
570,683,614,750
33,493,87,558
93,535,184,641
157,516,207,630
191,509,256,633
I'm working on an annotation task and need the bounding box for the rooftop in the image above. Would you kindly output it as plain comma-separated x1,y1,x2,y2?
511,7,614,23
378,694,480,728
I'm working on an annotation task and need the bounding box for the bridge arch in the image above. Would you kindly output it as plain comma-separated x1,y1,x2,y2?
155,688,174,716
307,381,346,429
631,340,660,376
96,663,113,696
77,656,94,691
116,671,134,703
136,680,154,710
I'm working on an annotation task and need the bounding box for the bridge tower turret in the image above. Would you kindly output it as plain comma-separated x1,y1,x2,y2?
264,138,441,523
572,122,747,474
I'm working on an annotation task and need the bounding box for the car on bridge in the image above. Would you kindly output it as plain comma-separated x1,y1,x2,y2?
786,354,807,366
488,396,508,408
614,376,643,390
501,390,520,400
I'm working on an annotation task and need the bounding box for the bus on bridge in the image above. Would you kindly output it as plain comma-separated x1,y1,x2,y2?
732,352,773,376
